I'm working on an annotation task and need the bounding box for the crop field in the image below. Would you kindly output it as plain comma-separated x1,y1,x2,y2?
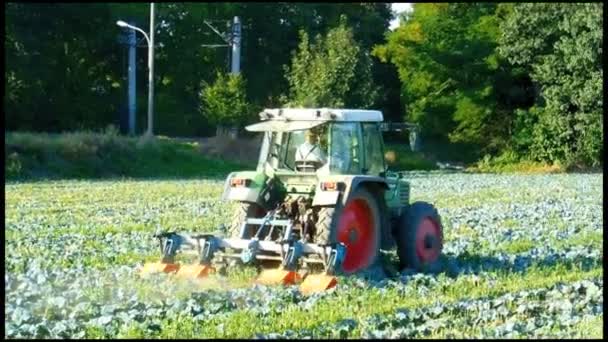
4,172,603,338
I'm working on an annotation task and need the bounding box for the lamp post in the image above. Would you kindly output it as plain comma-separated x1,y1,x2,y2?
117,3,155,137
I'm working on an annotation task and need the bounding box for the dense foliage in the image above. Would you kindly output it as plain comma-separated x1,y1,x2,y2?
4,131,248,180
498,3,603,166
373,3,602,166
4,3,395,135
372,4,534,152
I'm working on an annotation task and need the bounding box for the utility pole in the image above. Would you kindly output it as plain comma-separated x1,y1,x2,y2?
203,16,241,74
230,16,241,74
116,3,157,137
127,22,136,135
202,16,242,138
146,3,155,137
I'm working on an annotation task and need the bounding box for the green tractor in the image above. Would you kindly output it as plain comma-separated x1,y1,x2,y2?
141,108,443,294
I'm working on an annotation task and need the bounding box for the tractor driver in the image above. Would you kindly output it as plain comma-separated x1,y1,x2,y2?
295,129,327,171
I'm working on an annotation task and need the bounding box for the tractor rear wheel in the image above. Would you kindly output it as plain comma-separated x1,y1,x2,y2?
315,206,334,244
315,187,381,274
395,201,443,272
229,202,266,238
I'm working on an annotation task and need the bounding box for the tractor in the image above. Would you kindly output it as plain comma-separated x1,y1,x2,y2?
140,108,444,294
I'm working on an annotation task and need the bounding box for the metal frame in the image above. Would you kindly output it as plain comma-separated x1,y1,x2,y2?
154,215,346,273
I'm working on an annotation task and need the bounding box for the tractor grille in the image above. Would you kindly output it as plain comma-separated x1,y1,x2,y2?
399,182,410,205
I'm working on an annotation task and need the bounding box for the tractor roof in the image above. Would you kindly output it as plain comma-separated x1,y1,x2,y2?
246,108,383,132
260,108,383,122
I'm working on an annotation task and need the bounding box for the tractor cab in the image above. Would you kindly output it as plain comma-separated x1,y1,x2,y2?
246,108,387,177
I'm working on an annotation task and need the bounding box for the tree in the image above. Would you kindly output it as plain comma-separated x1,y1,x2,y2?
372,4,534,154
199,72,252,135
4,3,395,136
4,3,124,132
237,3,393,109
134,3,236,136
284,16,379,108
499,3,603,166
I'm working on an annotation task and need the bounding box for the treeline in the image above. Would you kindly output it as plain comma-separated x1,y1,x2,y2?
375,3,603,167
4,3,603,167
4,3,399,135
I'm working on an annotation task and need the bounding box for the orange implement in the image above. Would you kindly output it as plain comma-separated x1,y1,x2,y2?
174,264,216,279
299,273,337,295
256,268,302,286
139,262,180,276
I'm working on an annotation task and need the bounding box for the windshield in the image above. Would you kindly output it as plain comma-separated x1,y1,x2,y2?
329,122,361,174
264,122,363,175
267,124,329,172
281,130,306,171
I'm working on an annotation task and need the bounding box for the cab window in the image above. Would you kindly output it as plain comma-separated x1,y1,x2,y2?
329,122,361,174
362,123,385,176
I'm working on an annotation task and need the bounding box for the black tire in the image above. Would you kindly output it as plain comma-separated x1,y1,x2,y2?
314,206,335,244
395,201,443,272
314,187,381,274
377,196,393,250
229,202,266,238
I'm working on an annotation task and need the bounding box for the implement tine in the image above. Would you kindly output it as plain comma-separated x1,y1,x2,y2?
299,273,337,295
139,262,180,276
256,268,302,286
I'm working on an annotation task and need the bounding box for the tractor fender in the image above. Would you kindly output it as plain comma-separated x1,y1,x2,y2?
312,176,393,249
312,175,388,206
221,171,266,205
342,176,389,205
311,175,345,206
312,189,342,206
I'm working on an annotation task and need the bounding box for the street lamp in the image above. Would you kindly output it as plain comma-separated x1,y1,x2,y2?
116,3,155,137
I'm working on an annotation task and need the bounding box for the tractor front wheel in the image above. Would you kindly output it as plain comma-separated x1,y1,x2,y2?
395,201,443,272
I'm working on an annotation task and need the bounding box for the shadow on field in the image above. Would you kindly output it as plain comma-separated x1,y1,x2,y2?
371,250,600,284
444,251,598,275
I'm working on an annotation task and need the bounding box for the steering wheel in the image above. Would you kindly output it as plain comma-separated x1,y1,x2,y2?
282,160,295,171
295,160,323,172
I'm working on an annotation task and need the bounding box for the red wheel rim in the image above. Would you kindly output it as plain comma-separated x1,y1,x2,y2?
415,217,442,263
337,199,377,273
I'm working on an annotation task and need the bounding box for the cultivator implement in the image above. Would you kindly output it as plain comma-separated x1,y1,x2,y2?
139,215,346,295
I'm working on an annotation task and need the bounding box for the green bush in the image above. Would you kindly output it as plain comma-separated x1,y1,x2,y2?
5,131,249,181
6,152,22,178
472,149,564,174
199,72,253,128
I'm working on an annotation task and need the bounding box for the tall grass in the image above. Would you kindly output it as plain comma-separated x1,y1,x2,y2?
468,150,565,174
5,129,250,181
